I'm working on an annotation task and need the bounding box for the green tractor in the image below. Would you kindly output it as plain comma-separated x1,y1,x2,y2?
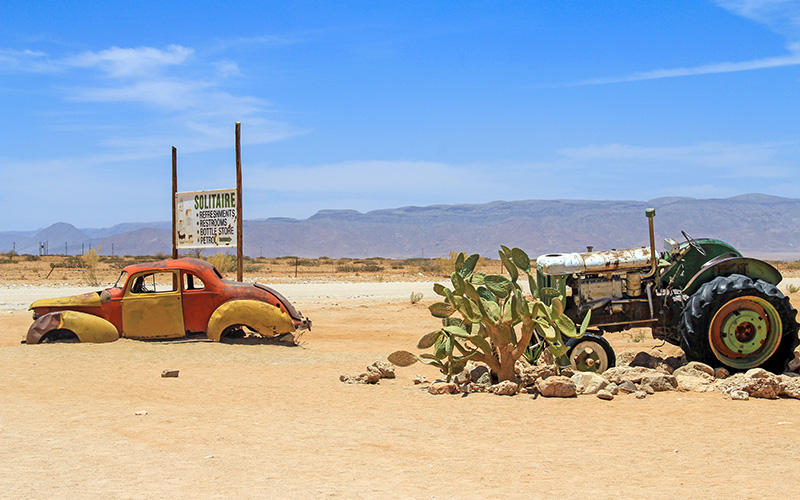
535,208,799,374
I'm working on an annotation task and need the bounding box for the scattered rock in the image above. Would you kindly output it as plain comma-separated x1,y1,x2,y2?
596,390,614,401
717,373,781,399
634,391,647,399
641,384,655,395
676,375,715,393
518,364,560,387
673,362,714,381
428,382,460,395
603,366,659,385
535,376,576,398
161,369,179,378
559,367,575,378
637,373,677,392
340,371,380,385
605,382,619,395
779,375,800,399
730,390,749,401
468,363,490,384
604,365,678,391
630,351,676,374
467,382,488,393
745,368,774,379
617,380,638,394
489,380,519,396
451,370,471,385
475,371,492,387
134,410,148,416
571,372,609,395
714,367,730,379
413,375,428,385
368,360,396,379
788,352,800,372
615,350,636,366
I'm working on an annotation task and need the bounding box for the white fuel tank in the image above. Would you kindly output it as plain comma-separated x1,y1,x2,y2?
536,247,652,276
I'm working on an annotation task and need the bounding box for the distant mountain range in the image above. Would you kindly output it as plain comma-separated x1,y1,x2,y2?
3,194,800,260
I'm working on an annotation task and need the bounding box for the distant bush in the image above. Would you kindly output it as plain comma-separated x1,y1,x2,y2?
335,263,384,273
81,247,101,285
207,253,236,273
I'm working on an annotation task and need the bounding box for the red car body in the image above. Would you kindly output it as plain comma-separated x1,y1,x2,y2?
27,258,310,344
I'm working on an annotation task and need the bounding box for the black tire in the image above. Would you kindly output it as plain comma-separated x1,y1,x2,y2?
566,333,616,373
680,274,799,373
39,329,80,343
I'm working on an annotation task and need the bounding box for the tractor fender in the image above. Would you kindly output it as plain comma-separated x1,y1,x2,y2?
27,310,120,344
206,299,296,341
682,255,782,296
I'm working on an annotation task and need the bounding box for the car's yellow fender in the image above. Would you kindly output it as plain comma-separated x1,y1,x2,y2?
27,310,120,344
206,299,296,341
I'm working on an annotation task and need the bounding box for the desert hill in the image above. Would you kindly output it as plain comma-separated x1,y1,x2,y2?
2,194,800,259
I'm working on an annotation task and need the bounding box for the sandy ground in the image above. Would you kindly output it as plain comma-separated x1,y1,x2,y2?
2,281,800,499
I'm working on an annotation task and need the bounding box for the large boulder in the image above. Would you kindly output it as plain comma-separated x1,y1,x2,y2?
428,382,460,395
779,374,800,399
535,376,577,398
571,372,609,395
603,366,661,385
518,364,560,387
717,372,781,400
489,380,519,396
368,360,396,379
673,362,715,392
673,361,715,380
639,373,678,392
340,371,381,384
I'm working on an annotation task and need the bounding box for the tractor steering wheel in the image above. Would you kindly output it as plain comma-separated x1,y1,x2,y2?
681,230,706,256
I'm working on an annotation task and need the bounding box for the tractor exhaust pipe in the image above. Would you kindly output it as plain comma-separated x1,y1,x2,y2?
642,208,657,278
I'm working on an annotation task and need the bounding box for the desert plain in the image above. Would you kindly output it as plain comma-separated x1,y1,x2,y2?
1,256,799,499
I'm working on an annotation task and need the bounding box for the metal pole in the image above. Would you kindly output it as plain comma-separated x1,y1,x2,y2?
235,122,243,282
172,146,178,259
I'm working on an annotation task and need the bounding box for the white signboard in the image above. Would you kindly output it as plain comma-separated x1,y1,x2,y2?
175,189,237,248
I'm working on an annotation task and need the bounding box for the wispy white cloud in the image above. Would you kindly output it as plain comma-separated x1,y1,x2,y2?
65,45,193,78
0,42,305,159
569,49,800,85
0,48,56,72
715,0,800,36
563,1,800,86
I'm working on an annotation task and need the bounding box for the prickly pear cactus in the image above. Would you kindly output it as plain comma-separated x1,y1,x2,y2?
389,247,591,382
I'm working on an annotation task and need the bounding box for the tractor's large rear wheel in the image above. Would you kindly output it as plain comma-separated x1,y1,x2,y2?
680,274,799,372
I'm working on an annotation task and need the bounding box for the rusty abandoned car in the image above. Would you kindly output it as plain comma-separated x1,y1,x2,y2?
26,258,311,344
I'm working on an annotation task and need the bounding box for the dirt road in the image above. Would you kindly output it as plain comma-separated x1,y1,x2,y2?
1,282,798,499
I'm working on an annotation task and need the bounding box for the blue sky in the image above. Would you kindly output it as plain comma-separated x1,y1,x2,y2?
2,0,800,230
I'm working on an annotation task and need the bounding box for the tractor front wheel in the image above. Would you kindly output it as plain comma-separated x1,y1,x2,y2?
680,274,799,372
566,334,615,373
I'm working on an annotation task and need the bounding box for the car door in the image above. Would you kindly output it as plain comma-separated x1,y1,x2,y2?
121,270,185,339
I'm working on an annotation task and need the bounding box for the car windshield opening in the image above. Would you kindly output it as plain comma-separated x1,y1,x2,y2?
113,271,128,289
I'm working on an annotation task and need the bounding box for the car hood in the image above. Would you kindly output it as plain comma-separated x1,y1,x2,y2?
29,291,106,310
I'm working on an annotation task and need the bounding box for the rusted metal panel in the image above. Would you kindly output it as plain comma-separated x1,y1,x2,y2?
27,310,119,344
206,299,295,341
537,247,652,276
